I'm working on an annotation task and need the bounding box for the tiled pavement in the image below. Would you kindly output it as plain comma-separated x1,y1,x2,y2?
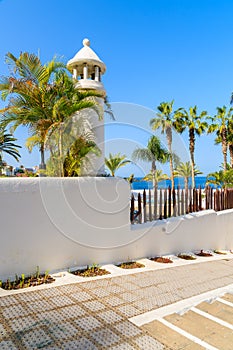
1,258,233,349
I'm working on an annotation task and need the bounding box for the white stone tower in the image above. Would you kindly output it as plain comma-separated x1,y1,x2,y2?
67,38,106,175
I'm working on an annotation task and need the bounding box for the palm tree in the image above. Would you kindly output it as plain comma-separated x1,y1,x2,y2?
143,169,169,189
0,52,101,172
132,135,169,190
63,137,100,177
206,169,233,188
174,106,208,188
40,71,102,176
105,153,131,176
227,119,233,168
208,106,233,172
0,52,66,168
174,161,202,193
150,101,176,189
0,130,21,161
0,130,21,174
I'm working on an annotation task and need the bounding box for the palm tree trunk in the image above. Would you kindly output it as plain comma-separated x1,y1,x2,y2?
189,128,195,188
58,126,64,177
151,160,156,172
229,144,233,168
0,154,2,176
184,176,189,212
222,127,228,171
151,160,156,188
166,126,174,190
40,144,46,170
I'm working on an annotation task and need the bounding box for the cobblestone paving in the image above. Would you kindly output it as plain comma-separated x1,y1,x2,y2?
0,259,233,349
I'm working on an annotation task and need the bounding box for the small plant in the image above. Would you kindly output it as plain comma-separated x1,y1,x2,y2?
177,253,196,260
214,250,227,255
71,264,110,277
15,274,19,283
117,261,145,269
19,279,24,288
44,270,49,280
150,256,173,263
88,263,98,272
0,267,55,290
195,250,213,257
36,266,40,279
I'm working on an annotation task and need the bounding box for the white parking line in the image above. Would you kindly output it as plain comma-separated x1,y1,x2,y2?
192,306,233,330
130,284,233,326
158,318,218,350
217,297,233,308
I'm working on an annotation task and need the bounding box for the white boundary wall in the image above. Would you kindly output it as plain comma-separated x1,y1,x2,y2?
0,178,233,280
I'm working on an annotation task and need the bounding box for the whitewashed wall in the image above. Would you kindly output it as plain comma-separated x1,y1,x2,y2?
0,178,233,280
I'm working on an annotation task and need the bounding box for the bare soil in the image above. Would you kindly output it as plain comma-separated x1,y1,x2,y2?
71,266,110,277
117,261,145,269
150,257,173,263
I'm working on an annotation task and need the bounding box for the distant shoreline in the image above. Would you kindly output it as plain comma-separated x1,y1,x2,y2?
131,176,209,190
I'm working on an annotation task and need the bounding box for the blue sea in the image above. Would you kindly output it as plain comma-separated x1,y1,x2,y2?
131,176,208,190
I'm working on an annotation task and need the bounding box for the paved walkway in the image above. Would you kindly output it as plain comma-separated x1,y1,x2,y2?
1,258,233,349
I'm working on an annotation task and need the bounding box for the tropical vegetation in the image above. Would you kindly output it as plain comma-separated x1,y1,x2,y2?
132,135,169,190
0,52,102,176
0,51,232,186
0,130,21,174
143,169,169,190
105,153,131,176
228,119,233,168
174,161,202,192
206,168,233,188
132,136,169,172
173,106,208,188
150,101,176,189
207,106,233,172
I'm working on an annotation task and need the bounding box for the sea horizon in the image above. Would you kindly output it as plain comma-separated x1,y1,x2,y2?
131,176,211,190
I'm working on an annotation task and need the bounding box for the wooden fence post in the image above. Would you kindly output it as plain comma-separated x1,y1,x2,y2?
177,185,180,216
138,193,142,224
130,185,233,225
143,189,147,223
148,189,152,221
168,186,171,217
181,189,184,215
205,186,209,209
159,189,163,220
185,189,189,213
173,187,177,217
210,187,213,209
193,188,196,212
198,186,202,210
130,194,135,223
189,187,192,213
164,188,167,219
154,188,157,220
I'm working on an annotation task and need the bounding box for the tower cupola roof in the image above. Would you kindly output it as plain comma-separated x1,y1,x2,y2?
67,38,106,73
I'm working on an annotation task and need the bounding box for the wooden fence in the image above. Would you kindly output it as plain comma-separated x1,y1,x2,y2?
130,187,233,224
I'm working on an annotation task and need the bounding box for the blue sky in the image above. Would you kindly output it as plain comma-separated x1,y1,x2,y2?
0,0,233,176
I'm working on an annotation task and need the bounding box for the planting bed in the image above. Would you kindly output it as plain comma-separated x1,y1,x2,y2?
71,266,110,277
150,256,173,263
214,250,227,255
1,273,55,290
195,250,213,257
117,261,145,269
177,253,196,260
